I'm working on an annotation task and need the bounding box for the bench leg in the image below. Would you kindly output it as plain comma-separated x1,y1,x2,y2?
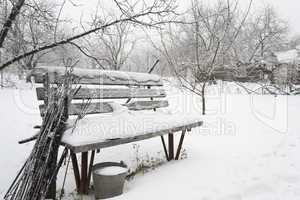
71,151,95,195
175,130,186,160
168,133,174,160
80,152,88,194
160,135,169,161
162,130,187,161
87,150,95,189
70,151,81,192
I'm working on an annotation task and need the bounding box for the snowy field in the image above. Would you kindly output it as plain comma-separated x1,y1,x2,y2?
1,80,300,200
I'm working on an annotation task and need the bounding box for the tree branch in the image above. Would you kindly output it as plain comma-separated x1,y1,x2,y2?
0,7,174,71
0,0,25,48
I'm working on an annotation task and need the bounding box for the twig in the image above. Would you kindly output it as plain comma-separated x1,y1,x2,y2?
148,59,160,73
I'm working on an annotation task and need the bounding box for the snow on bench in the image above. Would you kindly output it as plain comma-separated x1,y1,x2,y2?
29,66,163,86
62,103,202,153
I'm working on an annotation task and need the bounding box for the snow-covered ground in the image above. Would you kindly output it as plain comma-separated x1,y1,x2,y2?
1,80,300,200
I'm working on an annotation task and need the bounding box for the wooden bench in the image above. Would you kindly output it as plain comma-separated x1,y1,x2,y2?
29,66,203,195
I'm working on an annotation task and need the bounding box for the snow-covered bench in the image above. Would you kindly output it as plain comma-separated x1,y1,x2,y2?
29,66,203,194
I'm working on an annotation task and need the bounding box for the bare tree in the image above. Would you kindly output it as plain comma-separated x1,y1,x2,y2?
235,5,288,63
0,0,67,78
228,5,289,94
77,20,136,70
94,21,136,70
155,0,252,114
0,0,178,71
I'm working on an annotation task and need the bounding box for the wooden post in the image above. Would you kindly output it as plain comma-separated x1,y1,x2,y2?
168,133,174,160
175,130,186,160
80,152,88,194
43,73,50,106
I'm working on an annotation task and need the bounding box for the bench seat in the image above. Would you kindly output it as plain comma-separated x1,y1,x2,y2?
62,105,202,153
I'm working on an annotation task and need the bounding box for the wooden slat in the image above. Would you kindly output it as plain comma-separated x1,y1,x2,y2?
124,100,169,110
29,66,163,86
62,121,203,153
40,100,169,116
70,102,112,115
36,87,166,100
39,102,113,116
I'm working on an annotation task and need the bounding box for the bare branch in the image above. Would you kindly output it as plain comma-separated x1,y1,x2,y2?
0,3,177,71
0,0,25,48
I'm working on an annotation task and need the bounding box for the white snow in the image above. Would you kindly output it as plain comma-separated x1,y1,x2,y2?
32,66,162,83
108,102,129,114
1,80,300,200
62,109,202,147
94,166,128,176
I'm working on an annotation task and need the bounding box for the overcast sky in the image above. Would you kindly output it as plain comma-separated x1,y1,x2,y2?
62,0,300,37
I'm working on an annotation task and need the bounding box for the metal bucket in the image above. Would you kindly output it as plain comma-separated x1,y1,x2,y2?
92,162,128,199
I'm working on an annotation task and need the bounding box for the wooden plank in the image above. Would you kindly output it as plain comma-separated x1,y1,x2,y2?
40,100,169,116
36,87,166,100
39,102,113,116
68,102,112,115
30,66,163,86
124,100,169,111
63,121,203,153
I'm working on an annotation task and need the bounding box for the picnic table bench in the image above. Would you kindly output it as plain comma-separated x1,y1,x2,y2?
29,66,203,196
